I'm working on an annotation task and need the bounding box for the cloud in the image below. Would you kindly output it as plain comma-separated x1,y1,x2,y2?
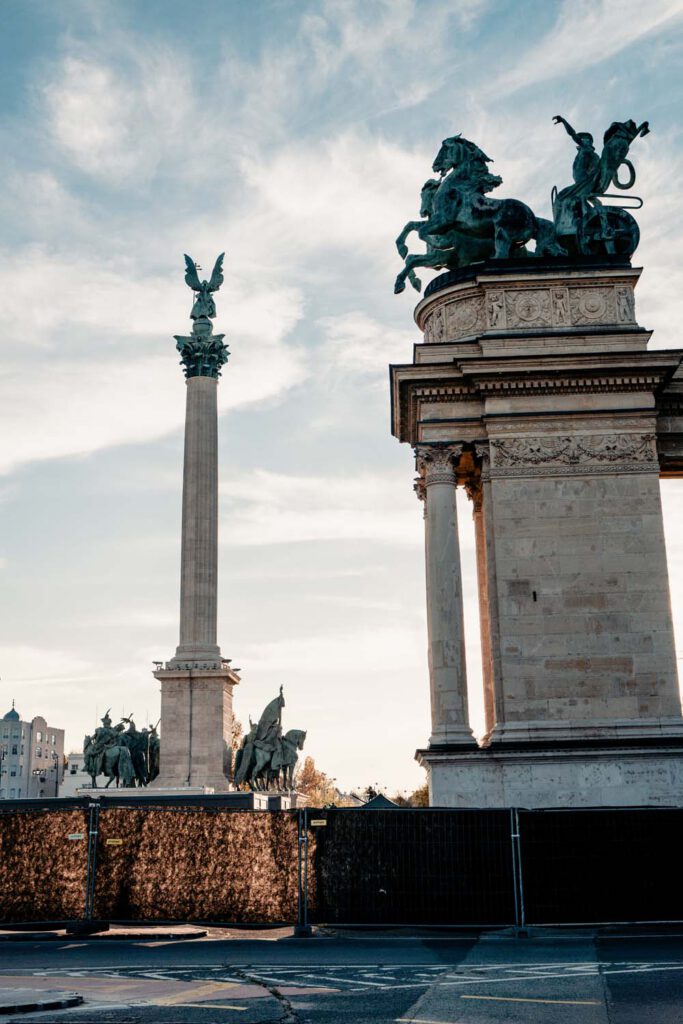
318,311,415,381
494,0,683,94
220,468,423,547
44,51,197,184
0,645,94,687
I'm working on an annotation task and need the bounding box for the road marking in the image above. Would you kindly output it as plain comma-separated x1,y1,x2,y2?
461,995,601,1006
170,1003,247,1011
396,1018,464,1023
155,982,240,1005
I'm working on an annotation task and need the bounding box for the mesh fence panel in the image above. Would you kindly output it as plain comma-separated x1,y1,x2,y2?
0,804,89,923
310,808,516,925
520,808,683,924
93,806,301,923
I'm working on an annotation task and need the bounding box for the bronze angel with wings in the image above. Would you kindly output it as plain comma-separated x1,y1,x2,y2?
183,252,225,321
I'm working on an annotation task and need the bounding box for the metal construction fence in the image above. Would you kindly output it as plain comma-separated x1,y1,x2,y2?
1,798,681,929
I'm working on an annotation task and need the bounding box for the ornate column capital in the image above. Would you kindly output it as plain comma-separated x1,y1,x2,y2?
414,443,462,487
175,322,229,380
464,474,483,512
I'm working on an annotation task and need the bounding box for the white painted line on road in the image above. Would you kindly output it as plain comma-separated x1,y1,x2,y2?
461,995,601,1006
167,1003,247,1011
396,1017,465,1023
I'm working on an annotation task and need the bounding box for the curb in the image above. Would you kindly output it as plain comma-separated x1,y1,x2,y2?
0,992,84,1016
0,929,207,943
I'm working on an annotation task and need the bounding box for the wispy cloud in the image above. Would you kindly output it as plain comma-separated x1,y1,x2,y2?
220,468,424,547
494,0,683,94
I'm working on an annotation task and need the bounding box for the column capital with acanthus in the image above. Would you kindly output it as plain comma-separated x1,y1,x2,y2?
414,443,463,488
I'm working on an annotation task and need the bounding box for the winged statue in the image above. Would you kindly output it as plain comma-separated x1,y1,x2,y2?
183,252,225,321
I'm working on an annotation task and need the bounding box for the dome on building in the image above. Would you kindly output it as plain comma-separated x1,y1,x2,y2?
3,700,20,721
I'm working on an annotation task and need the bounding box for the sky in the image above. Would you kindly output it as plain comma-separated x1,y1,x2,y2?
1,0,683,795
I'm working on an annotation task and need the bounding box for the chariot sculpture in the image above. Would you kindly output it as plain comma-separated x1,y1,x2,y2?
395,116,650,294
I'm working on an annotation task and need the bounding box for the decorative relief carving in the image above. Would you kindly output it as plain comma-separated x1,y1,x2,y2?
552,287,570,325
616,287,636,324
491,433,657,467
446,295,485,337
568,286,616,325
487,291,506,329
424,306,446,342
505,288,552,328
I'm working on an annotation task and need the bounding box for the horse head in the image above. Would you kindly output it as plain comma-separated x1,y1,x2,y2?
284,729,307,750
419,179,440,218
432,135,493,177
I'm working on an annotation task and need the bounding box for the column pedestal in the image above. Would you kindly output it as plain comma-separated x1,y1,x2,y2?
152,665,240,791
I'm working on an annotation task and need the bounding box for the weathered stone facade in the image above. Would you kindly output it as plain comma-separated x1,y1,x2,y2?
391,260,683,807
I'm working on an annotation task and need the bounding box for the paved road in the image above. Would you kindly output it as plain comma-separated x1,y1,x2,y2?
1,931,682,1022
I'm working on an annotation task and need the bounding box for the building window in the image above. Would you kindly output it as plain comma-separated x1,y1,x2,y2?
36,731,43,742
17,788,21,797
10,770,16,777
36,747,41,758
11,745,17,755
51,735,56,744
2,730,8,738
9,789,15,798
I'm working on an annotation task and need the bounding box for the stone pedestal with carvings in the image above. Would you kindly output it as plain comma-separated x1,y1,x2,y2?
391,257,683,807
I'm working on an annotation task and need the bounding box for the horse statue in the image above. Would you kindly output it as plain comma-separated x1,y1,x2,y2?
272,729,307,790
84,738,136,789
395,134,565,294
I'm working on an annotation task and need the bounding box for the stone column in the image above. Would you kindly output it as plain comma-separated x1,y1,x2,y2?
174,375,220,664
465,474,495,738
416,445,475,746
151,293,239,792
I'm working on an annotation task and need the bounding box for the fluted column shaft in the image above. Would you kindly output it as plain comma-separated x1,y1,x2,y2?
175,375,220,662
417,446,474,745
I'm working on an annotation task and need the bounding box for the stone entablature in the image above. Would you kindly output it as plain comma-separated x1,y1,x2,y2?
415,265,641,344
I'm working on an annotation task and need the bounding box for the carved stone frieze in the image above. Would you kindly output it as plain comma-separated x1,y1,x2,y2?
505,288,552,328
424,306,446,342
491,433,657,468
445,295,485,338
568,286,617,326
420,279,637,339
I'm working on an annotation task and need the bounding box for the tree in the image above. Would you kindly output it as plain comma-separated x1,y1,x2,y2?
294,756,337,807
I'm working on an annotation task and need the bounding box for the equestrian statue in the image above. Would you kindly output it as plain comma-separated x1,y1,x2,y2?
233,686,307,791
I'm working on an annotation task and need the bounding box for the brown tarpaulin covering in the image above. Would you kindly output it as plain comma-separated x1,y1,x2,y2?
0,808,89,922
93,808,303,922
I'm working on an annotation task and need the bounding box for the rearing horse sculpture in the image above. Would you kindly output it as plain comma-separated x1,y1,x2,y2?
395,135,565,294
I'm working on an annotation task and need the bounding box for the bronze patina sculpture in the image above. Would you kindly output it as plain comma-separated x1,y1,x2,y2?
395,118,650,293
233,687,307,791
83,712,159,789
175,253,229,378
552,115,649,256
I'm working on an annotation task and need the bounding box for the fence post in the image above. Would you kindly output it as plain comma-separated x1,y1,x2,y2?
68,799,103,936
510,807,527,935
295,806,312,937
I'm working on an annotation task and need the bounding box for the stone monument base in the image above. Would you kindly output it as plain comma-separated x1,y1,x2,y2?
418,738,683,808
151,664,239,791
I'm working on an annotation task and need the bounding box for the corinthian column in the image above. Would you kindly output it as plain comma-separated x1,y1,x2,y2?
152,254,240,792
416,445,475,746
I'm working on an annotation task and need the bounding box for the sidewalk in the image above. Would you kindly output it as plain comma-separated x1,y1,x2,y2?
0,990,83,1016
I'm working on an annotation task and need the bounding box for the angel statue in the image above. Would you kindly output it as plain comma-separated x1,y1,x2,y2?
183,252,225,321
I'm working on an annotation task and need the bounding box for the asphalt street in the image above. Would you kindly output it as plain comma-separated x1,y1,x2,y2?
1,931,682,1023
